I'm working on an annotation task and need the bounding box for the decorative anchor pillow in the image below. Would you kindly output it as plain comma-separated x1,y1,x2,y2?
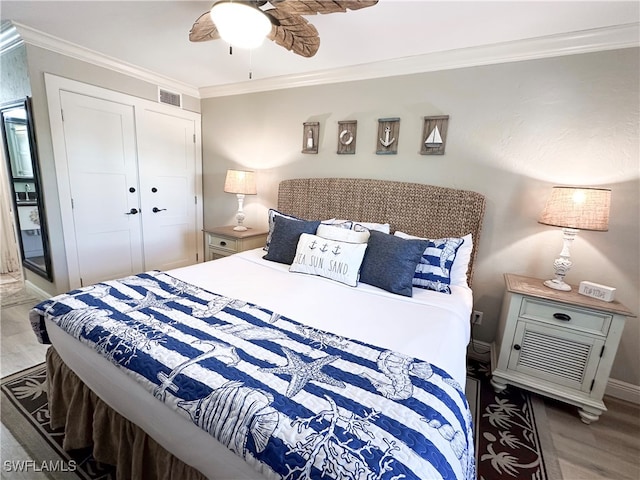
289,233,368,287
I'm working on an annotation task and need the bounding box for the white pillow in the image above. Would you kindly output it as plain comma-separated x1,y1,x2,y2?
289,233,368,287
316,224,370,244
322,219,353,229
451,234,473,287
394,231,473,288
265,212,353,251
352,222,391,234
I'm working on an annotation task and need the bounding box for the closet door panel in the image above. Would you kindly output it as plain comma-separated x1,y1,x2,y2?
138,109,198,271
60,91,143,285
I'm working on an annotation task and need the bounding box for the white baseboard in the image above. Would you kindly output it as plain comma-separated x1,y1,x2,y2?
467,338,639,405
467,339,492,363
606,378,640,405
25,281,51,301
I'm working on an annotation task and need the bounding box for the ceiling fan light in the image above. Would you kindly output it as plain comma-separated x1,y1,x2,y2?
210,1,271,49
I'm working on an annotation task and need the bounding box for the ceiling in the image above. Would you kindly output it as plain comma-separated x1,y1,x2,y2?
1,1,639,97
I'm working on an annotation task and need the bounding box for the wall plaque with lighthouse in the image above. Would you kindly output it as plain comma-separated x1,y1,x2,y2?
302,122,319,154
376,117,400,155
420,115,449,155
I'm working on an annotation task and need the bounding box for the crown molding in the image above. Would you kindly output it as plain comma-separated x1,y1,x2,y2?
200,22,640,98
10,21,200,98
0,22,24,55
7,20,638,100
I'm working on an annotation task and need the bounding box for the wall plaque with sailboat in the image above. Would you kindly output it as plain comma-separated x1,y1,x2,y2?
420,115,449,155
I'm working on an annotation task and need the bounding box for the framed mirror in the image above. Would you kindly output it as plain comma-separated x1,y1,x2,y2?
1,97,53,280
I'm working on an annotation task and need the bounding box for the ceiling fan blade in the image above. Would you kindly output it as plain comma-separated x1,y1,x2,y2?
265,9,320,57
269,0,378,15
189,11,221,42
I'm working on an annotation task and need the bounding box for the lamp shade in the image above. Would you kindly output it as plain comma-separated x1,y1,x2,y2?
210,1,272,49
224,169,257,195
538,186,610,231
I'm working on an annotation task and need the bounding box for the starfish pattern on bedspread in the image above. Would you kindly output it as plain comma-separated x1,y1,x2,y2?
122,291,179,313
260,346,346,397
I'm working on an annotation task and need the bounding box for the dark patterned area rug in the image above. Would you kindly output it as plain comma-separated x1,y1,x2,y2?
1,360,560,479
1,364,115,479
467,359,562,480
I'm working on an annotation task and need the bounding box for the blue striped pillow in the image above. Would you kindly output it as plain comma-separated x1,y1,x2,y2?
413,237,464,293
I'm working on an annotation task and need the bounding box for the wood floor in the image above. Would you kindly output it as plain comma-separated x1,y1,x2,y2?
546,395,640,480
1,275,50,480
1,274,639,480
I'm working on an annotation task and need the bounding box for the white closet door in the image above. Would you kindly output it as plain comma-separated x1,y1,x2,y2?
60,91,143,285
138,108,198,271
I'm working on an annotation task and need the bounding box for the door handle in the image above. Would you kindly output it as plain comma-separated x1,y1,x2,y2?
125,208,139,215
152,207,167,213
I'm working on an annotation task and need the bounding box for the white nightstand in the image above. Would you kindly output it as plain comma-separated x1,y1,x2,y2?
204,226,268,261
491,273,633,424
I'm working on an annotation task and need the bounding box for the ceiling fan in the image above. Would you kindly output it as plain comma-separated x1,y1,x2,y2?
189,0,379,58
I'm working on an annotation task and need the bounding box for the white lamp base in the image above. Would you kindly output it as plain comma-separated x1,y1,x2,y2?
544,278,572,291
543,227,578,292
233,193,247,231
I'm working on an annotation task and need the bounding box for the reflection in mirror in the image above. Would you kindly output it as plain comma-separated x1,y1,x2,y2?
4,107,34,178
1,98,53,280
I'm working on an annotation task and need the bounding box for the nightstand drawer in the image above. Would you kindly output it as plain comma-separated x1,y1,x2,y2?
205,227,268,261
208,235,238,253
519,297,612,336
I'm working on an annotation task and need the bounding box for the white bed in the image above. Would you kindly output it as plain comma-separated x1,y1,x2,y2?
46,248,473,479
35,178,486,480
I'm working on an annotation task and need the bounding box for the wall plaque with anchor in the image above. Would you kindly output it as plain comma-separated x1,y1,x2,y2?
376,118,399,155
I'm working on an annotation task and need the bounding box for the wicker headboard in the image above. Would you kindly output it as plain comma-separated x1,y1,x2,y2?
277,178,486,285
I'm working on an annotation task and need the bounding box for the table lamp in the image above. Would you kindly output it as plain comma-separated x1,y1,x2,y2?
224,169,257,231
538,186,611,291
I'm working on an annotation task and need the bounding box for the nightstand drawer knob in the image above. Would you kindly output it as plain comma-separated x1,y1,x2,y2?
553,313,572,321
513,344,521,350
219,241,227,246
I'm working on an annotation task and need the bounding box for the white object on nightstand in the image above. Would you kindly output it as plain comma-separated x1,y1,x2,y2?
205,226,268,261
491,273,633,424
579,281,616,302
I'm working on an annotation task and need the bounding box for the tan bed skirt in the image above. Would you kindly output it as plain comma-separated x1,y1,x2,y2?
46,347,207,480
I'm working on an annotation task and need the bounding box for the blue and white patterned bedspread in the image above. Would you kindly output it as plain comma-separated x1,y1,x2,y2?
30,271,475,480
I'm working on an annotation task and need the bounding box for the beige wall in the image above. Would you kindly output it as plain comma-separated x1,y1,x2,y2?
201,48,639,387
